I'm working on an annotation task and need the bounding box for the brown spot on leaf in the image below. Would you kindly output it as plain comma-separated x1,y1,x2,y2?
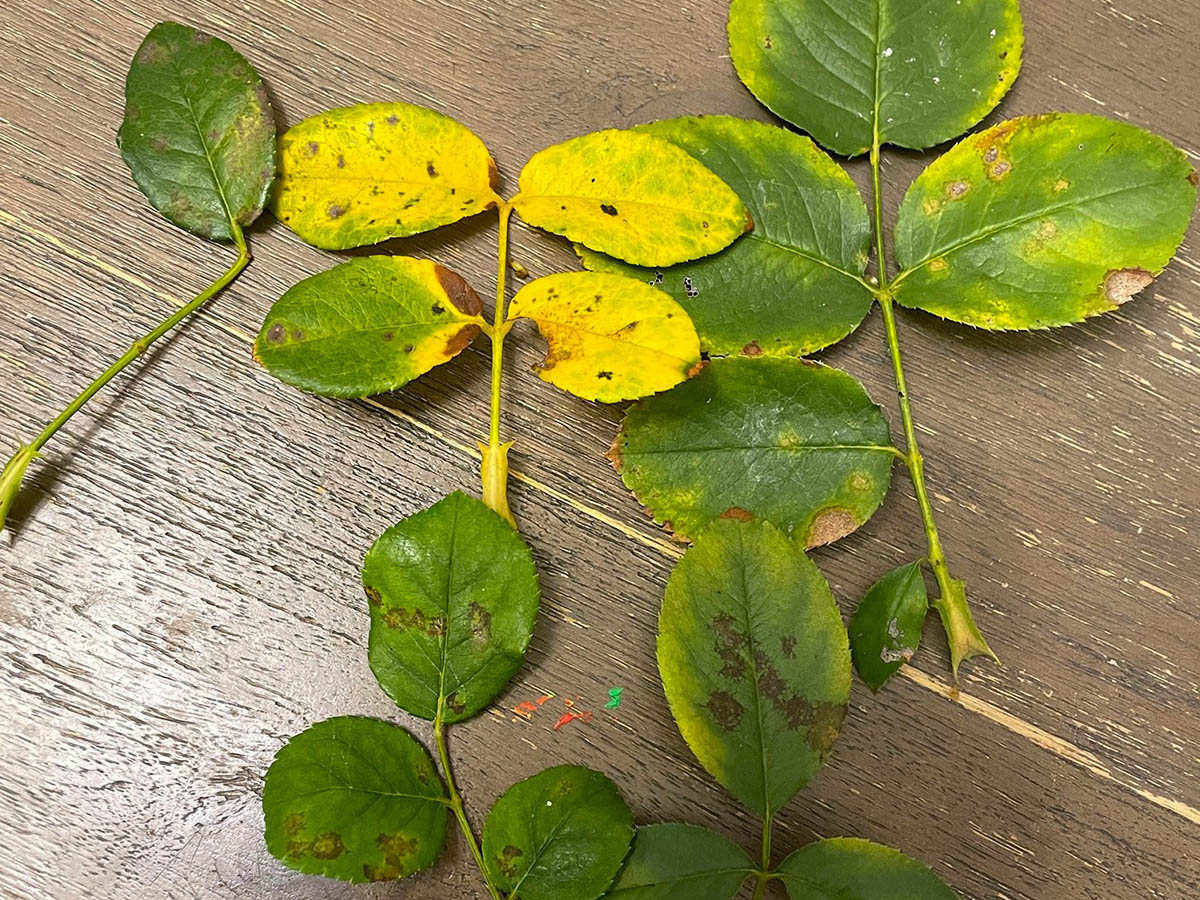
498,844,525,877
928,258,948,273
600,203,618,216
806,507,857,548
447,693,467,713
282,812,305,836
764,34,773,49
377,833,418,858
946,180,970,199
781,636,796,658
434,265,484,315
327,203,345,219
305,141,320,156
1053,178,1070,193
426,161,438,177
1104,267,1154,305
469,602,492,639
337,154,345,169
365,585,384,607
743,209,755,233
265,322,287,344
713,611,748,680
597,370,613,380
605,434,624,472
720,506,755,522
444,324,481,358
387,114,399,126
381,606,446,636
707,690,745,730
311,832,345,860
741,341,763,357
136,40,166,65
989,160,1012,180
1189,170,1199,187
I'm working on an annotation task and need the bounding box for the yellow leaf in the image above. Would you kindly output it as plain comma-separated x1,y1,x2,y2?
512,130,752,267
272,102,501,250
508,272,701,403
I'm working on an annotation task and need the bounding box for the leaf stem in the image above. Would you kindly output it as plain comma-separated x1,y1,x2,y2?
0,226,252,535
750,815,773,899
433,709,504,900
869,144,997,680
480,203,517,527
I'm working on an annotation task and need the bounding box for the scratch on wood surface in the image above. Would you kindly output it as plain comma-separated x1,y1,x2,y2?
3,206,1200,835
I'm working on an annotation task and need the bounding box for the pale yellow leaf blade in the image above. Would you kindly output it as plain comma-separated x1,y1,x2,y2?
272,102,501,250
512,130,752,267
509,272,701,403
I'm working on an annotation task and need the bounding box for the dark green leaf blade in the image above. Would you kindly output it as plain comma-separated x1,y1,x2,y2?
579,116,874,357
605,823,755,900
779,838,960,900
118,21,276,240
482,765,634,900
728,0,1022,157
254,257,486,398
658,519,851,819
365,491,540,723
263,716,448,883
850,561,929,692
893,113,1198,329
611,356,895,547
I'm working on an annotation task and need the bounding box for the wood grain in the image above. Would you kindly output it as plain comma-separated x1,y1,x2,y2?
1,1,1198,898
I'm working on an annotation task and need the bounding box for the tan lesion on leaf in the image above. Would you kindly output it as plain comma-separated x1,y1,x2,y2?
363,832,419,881
1103,267,1154,305
443,324,481,358
805,507,857,548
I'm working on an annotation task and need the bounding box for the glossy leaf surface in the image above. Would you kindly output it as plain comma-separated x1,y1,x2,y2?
273,102,500,249
850,561,928,691
263,716,447,883
611,356,894,546
364,491,540,723
482,765,634,900
118,21,275,240
779,838,960,900
254,257,485,398
509,272,701,402
658,519,850,818
579,116,874,357
513,129,751,266
894,114,1198,329
728,0,1022,157
605,823,754,900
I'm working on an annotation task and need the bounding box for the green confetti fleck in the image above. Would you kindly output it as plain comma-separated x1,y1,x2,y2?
605,687,624,710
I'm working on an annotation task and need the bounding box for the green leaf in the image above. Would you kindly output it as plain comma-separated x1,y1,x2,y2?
272,101,501,250
482,765,634,900
263,716,448,884
118,21,276,240
778,838,960,900
605,823,754,900
578,116,874,358
727,0,1023,157
849,561,929,692
513,129,752,266
611,356,895,546
893,113,1199,329
364,491,540,723
254,257,486,398
658,519,850,819
508,272,701,402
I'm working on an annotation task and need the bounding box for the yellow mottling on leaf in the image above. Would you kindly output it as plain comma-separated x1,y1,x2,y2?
272,102,500,250
509,272,700,403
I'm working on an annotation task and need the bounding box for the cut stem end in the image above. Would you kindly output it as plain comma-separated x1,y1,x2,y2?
479,440,516,529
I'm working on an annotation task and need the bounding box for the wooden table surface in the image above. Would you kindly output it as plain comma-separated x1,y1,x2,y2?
1,2,1197,898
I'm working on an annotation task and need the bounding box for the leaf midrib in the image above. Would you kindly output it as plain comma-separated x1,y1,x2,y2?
896,179,1169,278
169,52,237,230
